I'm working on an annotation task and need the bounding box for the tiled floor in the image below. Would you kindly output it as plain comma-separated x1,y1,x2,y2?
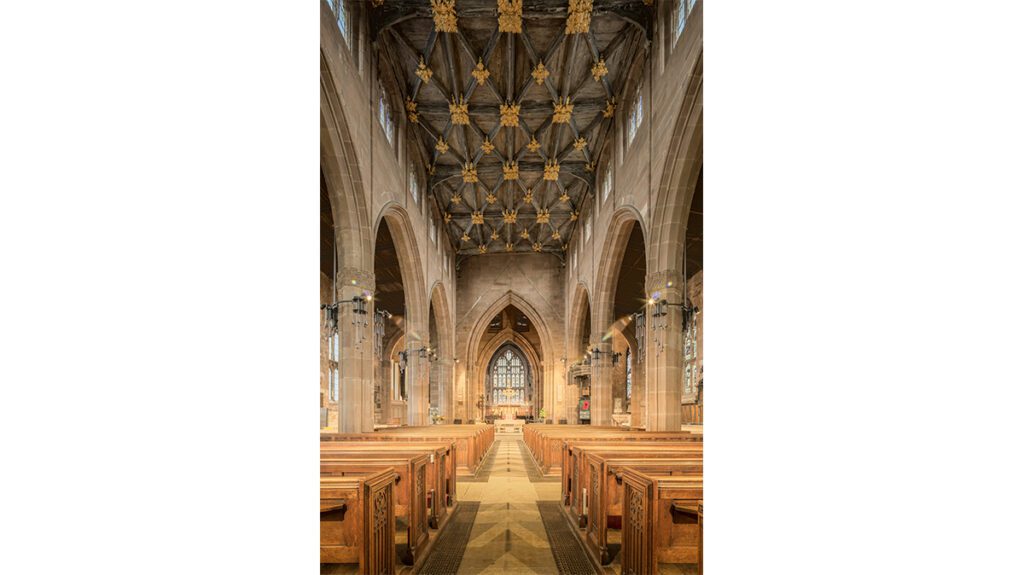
453,437,566,574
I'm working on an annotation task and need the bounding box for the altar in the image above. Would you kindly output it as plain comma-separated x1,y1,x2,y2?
495,418,525,434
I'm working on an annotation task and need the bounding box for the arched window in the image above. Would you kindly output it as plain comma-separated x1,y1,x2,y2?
490,347,528,405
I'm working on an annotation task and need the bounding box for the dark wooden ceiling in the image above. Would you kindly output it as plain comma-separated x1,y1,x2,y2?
373,0,651,257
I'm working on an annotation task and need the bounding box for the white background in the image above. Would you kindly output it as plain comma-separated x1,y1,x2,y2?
1,1,1023,573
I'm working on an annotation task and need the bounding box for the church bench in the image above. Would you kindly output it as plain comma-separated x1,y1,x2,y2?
321,424,493,476
320,442,456,521
320,454,430,566
320,468,396,574
565,447,703,527
562,442,703,508
619,468,703,575
527,429,701,475
576,456,702,567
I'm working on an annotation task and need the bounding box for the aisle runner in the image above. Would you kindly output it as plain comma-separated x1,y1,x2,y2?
537,501,599,575
417,502,481,575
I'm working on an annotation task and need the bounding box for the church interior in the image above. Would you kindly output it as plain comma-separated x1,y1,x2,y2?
321,0,702,572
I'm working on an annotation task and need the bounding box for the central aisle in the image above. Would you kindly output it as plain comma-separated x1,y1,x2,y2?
416,436,597,574
455,437,561,574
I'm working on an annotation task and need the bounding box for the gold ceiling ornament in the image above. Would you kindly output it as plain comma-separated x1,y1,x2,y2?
603,98,616,118
523,188,534,204
520,229,531,239
505,242,514,252
431,0,458,33
543,159,560,181
491,229,500,240
444,212,453,223
416,56,433,83
552,97,573,123
479,244,488,253
461,232,471,242
497,0,523,34
532,61,550,85
435,137,449,154
450,95,470,125
451,193,462,204
573,136,587,151
499,101,521,127
561,243,568,251
471,59,491,84
566,0,593,35
527,136,541,152
485,192,497,204
532,242,543,252
584,161,595,172
471,211,484,225
428,164,437,176
462,162,479,183
502,209,518,224
502,161,520,181
405,98,419,124
642,0,653,5
481,137,495,154
559,191,570,202
536,209,551,224
371,0,384,6
591,58,608,81
551,230,561,240
570,210,579,221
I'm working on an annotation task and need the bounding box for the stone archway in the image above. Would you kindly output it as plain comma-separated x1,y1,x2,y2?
375,204,430,426
428,282,456,422
462,293,555,423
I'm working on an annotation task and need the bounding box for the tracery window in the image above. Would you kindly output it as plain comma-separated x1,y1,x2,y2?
683,309,698,395
328,0,349,45
327,332,340,401
490,348,527,405
627,89,644,146
625,347,633,402
378,83,395,144
409,167,419,204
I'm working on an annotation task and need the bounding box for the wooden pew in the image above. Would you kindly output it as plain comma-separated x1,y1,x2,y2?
577,455,702,566
320,468,396,574
322,423,494,476
321,442,456,525
320,454,430,566
526,428,701,475
619,467,703,575
563,442,703,518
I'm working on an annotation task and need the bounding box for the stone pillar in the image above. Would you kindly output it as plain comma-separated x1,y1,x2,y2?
631,356,647,429
454,360,467,422
435,358,454,421
645,270,684,431
336,269,375,433
590,339,614,426
405,334,430,426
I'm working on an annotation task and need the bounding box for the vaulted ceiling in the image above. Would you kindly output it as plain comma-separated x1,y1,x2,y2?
372,0,651,257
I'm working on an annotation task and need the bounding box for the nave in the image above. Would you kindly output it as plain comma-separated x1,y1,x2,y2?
320,425,702,574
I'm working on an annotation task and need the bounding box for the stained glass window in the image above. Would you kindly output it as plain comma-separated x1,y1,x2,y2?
491,348,527,405
378,83,394,145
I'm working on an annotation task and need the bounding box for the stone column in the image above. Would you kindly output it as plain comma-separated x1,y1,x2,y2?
435,358,454,421
645,270,684,431
630,357,647,429
454,360,467,422
336,269,376,433
405,334,430,426
589,339,614,426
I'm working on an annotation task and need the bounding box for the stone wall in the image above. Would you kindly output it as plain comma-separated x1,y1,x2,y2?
453,253,566,423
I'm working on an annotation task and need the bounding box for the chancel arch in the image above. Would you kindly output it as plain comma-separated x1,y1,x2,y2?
466,299,550,422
